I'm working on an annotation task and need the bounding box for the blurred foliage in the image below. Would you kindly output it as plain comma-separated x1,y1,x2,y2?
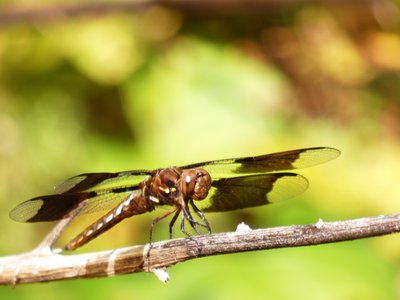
1,0,400,299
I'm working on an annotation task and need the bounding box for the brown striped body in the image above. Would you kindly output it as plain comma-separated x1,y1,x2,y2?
64,167,211,250
64,189,152,250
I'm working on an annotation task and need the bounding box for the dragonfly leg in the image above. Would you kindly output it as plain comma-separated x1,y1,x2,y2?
180,206,211,237
190,200,212,234
180,209,201,252
149,207,178,244
182,204,210,233
181,208,201,236
146,207,179,266
168,208,181,239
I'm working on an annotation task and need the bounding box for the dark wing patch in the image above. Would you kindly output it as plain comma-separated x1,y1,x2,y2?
194,173,309,212
9,193,92,222
181,147,340,179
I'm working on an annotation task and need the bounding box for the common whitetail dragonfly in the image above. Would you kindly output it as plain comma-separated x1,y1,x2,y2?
10,147,339,251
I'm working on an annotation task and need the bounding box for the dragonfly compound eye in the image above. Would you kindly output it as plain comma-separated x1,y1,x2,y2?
192,168,211,200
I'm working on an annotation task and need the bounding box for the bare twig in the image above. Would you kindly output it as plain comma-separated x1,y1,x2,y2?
5,201,89,286
1,212,400,285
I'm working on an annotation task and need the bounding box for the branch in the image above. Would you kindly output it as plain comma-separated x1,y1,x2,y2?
1,212,400,285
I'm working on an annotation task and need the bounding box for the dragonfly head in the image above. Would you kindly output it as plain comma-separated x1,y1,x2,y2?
180,168,211,201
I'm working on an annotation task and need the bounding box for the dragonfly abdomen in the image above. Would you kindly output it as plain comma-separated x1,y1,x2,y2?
64,192,152,250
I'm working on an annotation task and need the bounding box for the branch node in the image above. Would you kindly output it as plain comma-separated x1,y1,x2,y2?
235,222,252,233
315,218,325,229
151,268,169,283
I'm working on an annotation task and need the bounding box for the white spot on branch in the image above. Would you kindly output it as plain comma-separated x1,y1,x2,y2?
151,268,169,283
235,222,252,233
315,218,325,229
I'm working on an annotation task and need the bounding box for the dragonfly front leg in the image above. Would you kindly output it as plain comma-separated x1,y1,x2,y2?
180,206,212,237
180,209,201,237
190,200,212,234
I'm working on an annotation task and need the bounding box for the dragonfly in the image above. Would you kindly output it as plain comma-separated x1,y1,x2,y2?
10,147,340,251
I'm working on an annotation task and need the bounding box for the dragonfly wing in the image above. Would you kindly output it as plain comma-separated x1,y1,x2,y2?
10,188,141,222
11,169,149,223
55,170,151,194
181,147,340,178
194,173,309,212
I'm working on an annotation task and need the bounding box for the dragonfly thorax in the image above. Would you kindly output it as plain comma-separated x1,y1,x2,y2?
147,168,182,205
146,167,212,206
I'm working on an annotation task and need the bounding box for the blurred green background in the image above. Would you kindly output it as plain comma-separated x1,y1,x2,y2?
1,0,400,299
